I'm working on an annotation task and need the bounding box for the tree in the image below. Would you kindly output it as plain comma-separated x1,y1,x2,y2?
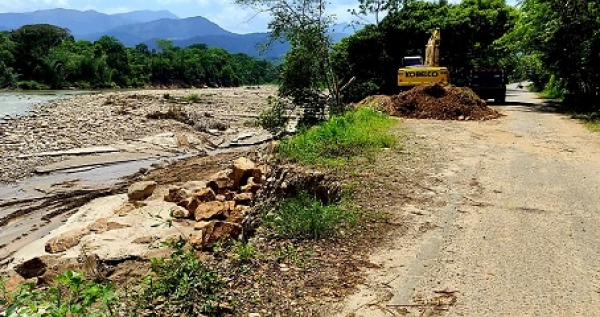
9,24,72,82
236,0,342,126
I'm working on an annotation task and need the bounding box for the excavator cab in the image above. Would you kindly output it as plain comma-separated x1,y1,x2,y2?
402,56,424,67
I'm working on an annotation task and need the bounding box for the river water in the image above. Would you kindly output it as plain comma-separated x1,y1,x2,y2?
0,91,92,118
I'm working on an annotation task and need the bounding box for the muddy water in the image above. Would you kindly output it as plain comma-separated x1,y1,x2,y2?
0,91,93,118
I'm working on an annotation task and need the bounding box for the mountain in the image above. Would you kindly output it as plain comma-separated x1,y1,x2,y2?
169,33,289,60
80,16,232,45
0,8,356,60
112,10,178,23
0,9,178,35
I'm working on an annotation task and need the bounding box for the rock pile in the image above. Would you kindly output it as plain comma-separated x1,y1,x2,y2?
359,83,502,121
159,157,266,249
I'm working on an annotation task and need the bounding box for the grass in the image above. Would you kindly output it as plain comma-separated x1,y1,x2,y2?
278,107,398,167
265,192,358,239
231,241,256,263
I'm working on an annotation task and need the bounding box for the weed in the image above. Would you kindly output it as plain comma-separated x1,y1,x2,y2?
231,241,256,263
265,192,357,239
163,93,172,100
186,93,201,103
278,108,398,167
3,271,118,317
139,243,224,316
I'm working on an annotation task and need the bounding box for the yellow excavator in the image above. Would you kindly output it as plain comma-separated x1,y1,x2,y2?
397,28,450,91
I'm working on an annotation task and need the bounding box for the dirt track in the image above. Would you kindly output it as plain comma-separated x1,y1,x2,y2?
333,84,600,316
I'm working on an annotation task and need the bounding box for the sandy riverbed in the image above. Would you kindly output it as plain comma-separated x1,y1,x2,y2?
0,86,277,183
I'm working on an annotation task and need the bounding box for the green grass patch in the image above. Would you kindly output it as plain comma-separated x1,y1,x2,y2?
278,108,398,167
582,119,600,132
265,192,358,239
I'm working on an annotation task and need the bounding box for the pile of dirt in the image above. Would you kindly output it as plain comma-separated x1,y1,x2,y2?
360,83,502,121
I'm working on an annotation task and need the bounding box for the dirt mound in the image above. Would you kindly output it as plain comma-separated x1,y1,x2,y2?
371,83,501,121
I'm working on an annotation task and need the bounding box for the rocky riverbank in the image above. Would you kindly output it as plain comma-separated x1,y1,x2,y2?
0,86,276,183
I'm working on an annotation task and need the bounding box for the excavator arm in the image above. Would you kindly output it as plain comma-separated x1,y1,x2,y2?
425,28,441,67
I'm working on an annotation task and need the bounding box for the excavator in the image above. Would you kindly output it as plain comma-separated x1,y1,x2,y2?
397,28,450,91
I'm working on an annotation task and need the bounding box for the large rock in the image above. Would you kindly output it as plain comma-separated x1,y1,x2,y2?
194,187,216,202
189,231,204,250
45,228,90,253
241,177,262,194
194,201,229,221
127,181,157,201
234,192,253,205
14,257,47,279
207,169,234,191
178,197,200,213
201,221,242,249
164,185,192,203
88,218,131,233
232,157,257,189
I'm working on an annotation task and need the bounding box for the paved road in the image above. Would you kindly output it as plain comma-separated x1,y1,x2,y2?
333,85,600,316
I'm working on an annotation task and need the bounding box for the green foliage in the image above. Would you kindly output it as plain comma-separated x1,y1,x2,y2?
185,93,201,103
140,242,224,315
265,192,357,239
278,107,398,166
2,271,118,317
0,25,278,90
333,0,518,100
237,0,341,126
257,95,289,133
502,0,600,110
231,241,256,263
16,80,50,90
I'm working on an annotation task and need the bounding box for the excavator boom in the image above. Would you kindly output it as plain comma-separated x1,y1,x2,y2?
425,28,441,67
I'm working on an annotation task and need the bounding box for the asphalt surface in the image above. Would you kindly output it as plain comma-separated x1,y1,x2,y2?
333,84,600,316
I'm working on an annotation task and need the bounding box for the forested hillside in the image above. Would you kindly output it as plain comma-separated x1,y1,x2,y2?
0,25,278,89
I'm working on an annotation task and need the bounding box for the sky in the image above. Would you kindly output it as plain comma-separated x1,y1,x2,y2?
0,0,362,34
0,0,517,34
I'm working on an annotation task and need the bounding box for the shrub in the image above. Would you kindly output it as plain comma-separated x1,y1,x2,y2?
16,80,49,90
231,241,256,263
139,241,224,315
258,95,289,133
265,192,357,239
2,271,118,317
186,93,201,103
278,107,398,166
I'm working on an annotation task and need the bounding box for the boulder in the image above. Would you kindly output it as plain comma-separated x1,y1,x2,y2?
207,169,234,191
232,157,257,189
201,221,242,249
164,185,192,203
194,201,229,221
178,197,200,213
45,228,90,253
189,231,204,250
170,205,191,219
226,208,244,224
127,181,157,201
194,188,216,202
14,257,47,279
241,177,262,194
234,192,253,205
88,218,131,233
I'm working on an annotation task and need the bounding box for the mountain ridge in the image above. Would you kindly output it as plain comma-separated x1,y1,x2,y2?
0,8,355,60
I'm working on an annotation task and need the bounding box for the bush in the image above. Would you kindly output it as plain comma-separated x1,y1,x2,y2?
258,95,289,133
265,192,357,239
2,271,118,317
16,80,49,90
186,94,201,103
278,107,398,166
139,241,224,315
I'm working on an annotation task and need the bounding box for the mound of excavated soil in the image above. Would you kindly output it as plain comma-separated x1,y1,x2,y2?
359,83,502,121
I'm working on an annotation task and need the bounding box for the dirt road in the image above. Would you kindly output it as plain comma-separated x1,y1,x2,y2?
333,85,600,316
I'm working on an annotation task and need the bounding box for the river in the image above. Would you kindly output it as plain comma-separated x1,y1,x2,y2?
0,91,93,118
